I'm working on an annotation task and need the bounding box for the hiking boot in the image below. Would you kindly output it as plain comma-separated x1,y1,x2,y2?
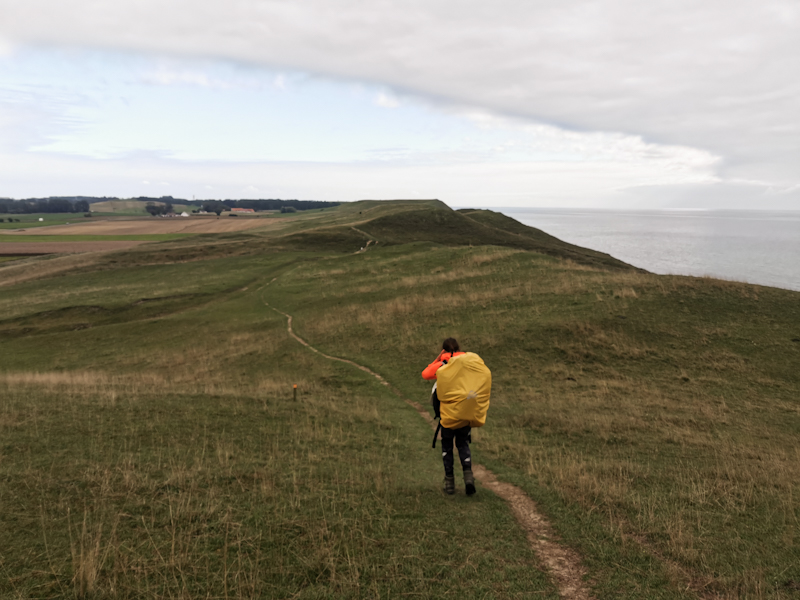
464,469,476,496
443,475,455,495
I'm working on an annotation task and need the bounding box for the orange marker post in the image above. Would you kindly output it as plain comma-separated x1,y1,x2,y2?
293,384,297,402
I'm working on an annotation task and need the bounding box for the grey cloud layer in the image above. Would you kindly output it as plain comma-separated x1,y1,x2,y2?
2,0,798,194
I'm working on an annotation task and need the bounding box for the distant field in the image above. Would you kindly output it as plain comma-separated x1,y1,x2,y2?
0,214,78,229
2,217,276,235
90,200,193,214
0,234,191,242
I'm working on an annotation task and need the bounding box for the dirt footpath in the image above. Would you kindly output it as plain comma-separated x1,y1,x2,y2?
1,216,278,236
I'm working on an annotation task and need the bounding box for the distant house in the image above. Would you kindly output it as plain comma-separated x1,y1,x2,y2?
231,208,255,213
180,211,189,217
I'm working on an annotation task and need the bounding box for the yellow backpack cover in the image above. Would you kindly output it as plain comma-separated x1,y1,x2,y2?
436,352,492,429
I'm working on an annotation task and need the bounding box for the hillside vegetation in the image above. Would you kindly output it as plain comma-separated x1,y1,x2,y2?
1,200,798,599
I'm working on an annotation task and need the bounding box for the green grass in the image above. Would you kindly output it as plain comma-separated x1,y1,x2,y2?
0,258,558,599
0,213,78,228
0,234,193,242
1,200,798,598
265,243,800,598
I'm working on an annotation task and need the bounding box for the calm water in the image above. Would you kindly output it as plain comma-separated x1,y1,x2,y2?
502,208,800,292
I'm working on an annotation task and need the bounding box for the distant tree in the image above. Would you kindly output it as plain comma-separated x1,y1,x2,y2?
280,206,297,213
74,200,90,212
84,213,92,218
145,202,163,216
201,201,227,216
43,198,72,213
164,202,174,214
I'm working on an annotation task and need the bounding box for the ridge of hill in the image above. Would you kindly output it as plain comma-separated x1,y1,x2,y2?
276,201,635,271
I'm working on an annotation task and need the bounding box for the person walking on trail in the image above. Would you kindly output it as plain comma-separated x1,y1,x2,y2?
422,337,492,496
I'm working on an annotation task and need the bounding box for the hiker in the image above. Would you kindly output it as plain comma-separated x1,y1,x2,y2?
422,337,491,496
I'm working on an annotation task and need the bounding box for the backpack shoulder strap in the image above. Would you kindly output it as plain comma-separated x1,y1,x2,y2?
431,421,442,448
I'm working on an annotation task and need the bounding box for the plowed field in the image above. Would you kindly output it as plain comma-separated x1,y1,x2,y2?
1,216,275,236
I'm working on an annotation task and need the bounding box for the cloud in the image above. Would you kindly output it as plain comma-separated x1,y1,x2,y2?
375,91,399,108
142,65,215,88
139,60,266,90
4,149,796,210
461,111,721,172
0,0,797,201
0,35,12,56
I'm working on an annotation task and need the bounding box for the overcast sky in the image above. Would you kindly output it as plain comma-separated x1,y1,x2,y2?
0,0,798,208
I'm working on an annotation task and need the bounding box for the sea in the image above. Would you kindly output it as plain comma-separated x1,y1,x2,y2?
500,208,800,292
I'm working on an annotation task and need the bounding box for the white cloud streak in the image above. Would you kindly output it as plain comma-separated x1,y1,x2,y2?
375,91,400,109
0,148,738,208
0,0,797,206
0,35,12,56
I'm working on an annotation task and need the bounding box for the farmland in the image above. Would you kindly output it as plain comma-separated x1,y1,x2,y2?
0,215,278,236
1,200,798,599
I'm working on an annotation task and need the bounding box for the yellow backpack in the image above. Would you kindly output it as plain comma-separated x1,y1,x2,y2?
435,352,492,429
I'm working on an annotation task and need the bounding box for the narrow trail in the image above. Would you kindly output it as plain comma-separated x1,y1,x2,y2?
351,227,377,254
260,278,594,600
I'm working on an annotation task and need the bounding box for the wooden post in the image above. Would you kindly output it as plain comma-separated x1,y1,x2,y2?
293,384,297,402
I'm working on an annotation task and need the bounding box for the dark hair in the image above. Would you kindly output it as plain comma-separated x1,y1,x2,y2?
442,337,460,353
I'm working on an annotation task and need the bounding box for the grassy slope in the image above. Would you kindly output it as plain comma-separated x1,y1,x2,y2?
1,201,798,598
276,201,633,271
272,244,800,598
0,211,558,599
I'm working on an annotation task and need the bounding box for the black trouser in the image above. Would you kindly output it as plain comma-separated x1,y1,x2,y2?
441,425,472,477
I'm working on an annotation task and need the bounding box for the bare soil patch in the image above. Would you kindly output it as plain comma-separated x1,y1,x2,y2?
0,241,147,254
2,216,276,236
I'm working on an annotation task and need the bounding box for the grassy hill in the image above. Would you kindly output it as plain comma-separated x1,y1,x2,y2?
1,200,798,599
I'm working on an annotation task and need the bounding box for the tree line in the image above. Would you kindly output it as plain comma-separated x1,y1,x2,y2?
0,197,92,214
0,196,339,215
